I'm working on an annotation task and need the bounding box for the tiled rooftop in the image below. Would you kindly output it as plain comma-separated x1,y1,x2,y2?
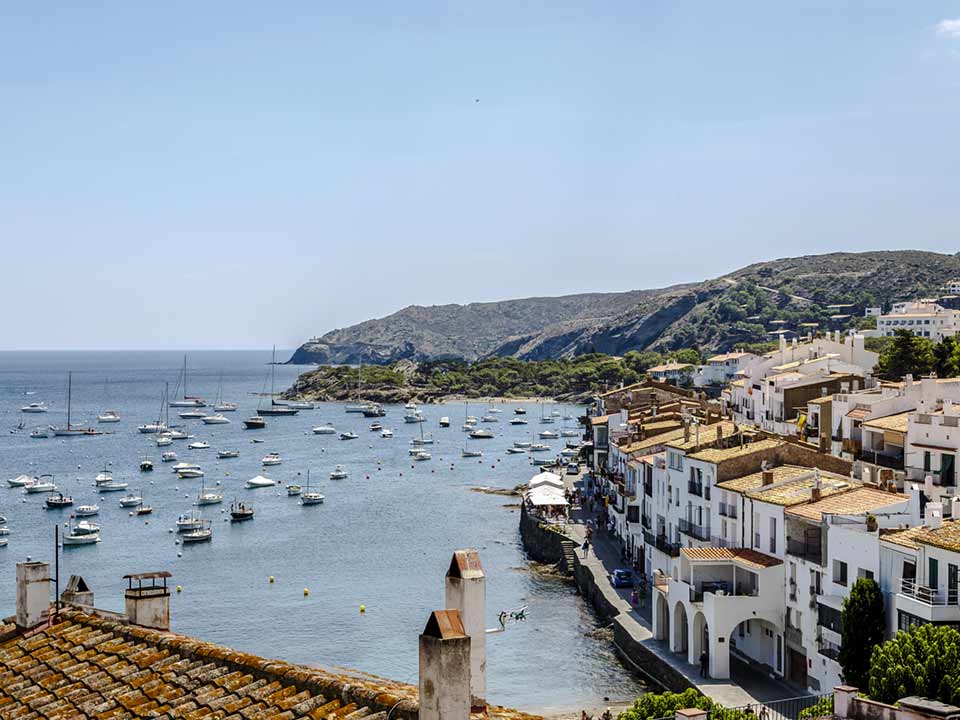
680,547,782,569
862,411,910,434
913,521,960,554
687,438,782,464
618,426,689,454
717,465,855,506
664,421,738,452
0,609,538,720
786,487,908,521
880,524,931,551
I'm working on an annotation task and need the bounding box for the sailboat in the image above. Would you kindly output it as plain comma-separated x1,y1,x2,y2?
168,355,206,407
301,469,324,505
50,372,102,436
345,356,373,413
259,347,298,416
139,385,169,434
97,379,121,423
244,369,268,429
212,372,238,412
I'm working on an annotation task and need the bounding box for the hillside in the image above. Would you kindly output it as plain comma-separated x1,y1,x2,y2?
288,250,960,365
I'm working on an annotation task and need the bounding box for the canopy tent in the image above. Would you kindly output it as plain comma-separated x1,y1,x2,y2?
526,485,569,507
529,471,564,489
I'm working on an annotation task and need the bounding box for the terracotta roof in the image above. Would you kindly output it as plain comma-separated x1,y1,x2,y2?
648,363,694,373
618,426,690,454
687,438,782,464
664,421,738,452
786,487,908,521
717,466,855,506
862,412,910,434
0,609,536,720
914,521,960,554
846,407,872,421
680,547,783,569
589,414,612,425
706,352,752,363
880,525,930,551
808,396,833,405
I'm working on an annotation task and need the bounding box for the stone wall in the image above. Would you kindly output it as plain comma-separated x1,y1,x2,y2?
519,504,569,565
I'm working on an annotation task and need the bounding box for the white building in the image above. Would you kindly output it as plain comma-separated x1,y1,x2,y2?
694,352,757,389
647,363,695,386
876,302,960,341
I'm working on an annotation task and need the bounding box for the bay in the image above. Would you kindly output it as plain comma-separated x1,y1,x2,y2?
0,350,645,714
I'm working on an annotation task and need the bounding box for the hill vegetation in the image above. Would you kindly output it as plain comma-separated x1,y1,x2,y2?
289,250,960,365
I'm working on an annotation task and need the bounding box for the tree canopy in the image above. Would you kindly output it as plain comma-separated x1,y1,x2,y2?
868,624,960,705
839,578,884,689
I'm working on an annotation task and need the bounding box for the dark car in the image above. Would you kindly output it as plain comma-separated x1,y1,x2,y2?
609,568,634,588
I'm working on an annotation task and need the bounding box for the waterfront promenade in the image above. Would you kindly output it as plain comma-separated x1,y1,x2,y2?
556,473,802,708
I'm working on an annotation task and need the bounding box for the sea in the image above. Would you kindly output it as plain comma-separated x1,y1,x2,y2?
0,350,646,714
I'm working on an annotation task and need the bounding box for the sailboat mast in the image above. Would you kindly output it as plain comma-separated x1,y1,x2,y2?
182,355,187,400
66,372,72,430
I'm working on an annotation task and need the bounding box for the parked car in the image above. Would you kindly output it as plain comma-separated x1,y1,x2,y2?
609,568,634,588
566,463,579,475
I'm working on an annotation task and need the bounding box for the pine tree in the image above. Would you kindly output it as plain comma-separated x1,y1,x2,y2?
839,577,885,689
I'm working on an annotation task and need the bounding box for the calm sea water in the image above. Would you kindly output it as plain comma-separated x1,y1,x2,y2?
0,350,644,713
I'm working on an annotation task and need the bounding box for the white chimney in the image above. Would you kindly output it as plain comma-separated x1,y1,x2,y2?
445,550,486,711
925,474,935,497
124,572,171,630
419,610,471,720
16,561,50,630
929,502,944,530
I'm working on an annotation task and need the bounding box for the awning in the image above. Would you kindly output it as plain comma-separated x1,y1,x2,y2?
526,485,569,506
529,471,564,489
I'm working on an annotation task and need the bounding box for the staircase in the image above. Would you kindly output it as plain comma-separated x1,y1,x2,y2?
559,539,578,576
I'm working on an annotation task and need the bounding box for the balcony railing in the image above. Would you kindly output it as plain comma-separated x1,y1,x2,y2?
718,502,738,519
786,538,822,564
856,451,904,471
679,519,711,541
710,536,737,548
654,534,681,557
901,578,959,606
818,635,841,661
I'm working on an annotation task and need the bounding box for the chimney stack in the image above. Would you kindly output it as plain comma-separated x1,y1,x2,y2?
811,469,822,502
716,425,723,442
419,610,471,720
928,502,944,530
61,575,93,608
16,561,50,630
761,470,774,486
445,550,486,711
124,572,171,630
683,422,690,443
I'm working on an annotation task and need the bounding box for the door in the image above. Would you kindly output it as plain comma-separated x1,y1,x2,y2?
943,454,956,486
949,564,958,606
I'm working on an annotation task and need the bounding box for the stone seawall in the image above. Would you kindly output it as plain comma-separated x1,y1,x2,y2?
520,507,694,694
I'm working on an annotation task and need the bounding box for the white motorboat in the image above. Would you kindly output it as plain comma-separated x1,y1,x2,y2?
487,407,502,414
0,527,9,536
20,402,48,413
244,416,266,429
94,469,114,486
45,492,73,508
171,462,201,473
481,415,498,423
403,412,424,424
0,539,6,547
278,399,314,410
176,511,204,532
168,355,206,407
506,447,527,454
155,433,173,446
97,409,121,423
560,448,578,458
339,431,358,440
181,520,213,543
561,430,579,437
217,450,239,459
261,452,282,466
74,504,99,517
161,451,177,462
167,430,190,440
439,416,450,427
287,484,302,496
98,481,129,492
381,428,394,438
469,428,494,439
361,404,385,417
466,416,479,425
214,401,238,412
513,441,532,448
539,430,560,439
509,418,528,425
313,425,336,435
30,429,48,439
177,468,204,479
531,457,555,467
412,449,432,461
345,404,367,414
201,414,231,425
138,422,167,434
63,529,100,546
73,520,100,534
369,421,383,432
514,407,527,415
25,477,57,493
178,410,206,419
330,464,348,480
246,475,276,488
404,402,417,410
7,474,35,488
461,449,483,458
461,424,474,432
119,493,142,508
188,441,210,450
530,443,552,453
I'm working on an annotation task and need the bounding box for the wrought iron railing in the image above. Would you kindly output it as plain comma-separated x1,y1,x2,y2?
679,518,711,541
708,693,833,720
901,578,959,606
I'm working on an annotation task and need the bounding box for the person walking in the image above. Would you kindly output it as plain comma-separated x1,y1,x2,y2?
582,538,590,558
699,650,708,678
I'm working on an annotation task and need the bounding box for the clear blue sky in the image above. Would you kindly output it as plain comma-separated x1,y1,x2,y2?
3,2,960,350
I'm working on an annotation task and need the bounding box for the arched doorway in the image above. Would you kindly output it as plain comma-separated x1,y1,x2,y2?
729,617,782,679
691,611,709,670
672,602,688,655
654,592,670,641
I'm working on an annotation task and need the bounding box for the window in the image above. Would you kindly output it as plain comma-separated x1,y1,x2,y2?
930,558,939,589
903,560,916,581
769,517,777,554
858,568,874,582
834,559,848,586
925,451,932,473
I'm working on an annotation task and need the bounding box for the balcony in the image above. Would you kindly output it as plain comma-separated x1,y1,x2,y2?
654,534,681,557
856,451,904,471
643,480,653,497
786,538,823,565
718,502,738,519
679,519,711,542
688,480,703,497
896,579,960,625
641,514,652,530
710,536,737,549
818,633,841,661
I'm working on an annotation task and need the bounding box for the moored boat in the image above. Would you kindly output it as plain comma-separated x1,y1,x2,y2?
330,464,348,480
230,500,254,521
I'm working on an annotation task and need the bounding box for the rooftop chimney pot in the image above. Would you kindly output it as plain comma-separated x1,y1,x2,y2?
16,561,50,631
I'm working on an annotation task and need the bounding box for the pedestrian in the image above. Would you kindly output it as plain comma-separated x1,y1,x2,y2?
699,650,708,678
582,539,590,558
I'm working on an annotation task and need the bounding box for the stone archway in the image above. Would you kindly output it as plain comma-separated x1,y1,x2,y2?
654,592,670,641
671,601,688,655
691,611,709,670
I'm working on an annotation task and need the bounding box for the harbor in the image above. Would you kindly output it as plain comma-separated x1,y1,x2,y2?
0,349,644,715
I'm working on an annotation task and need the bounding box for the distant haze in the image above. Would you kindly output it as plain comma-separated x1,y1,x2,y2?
2,2,959,350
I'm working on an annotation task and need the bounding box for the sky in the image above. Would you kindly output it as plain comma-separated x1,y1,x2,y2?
2,2,960,351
